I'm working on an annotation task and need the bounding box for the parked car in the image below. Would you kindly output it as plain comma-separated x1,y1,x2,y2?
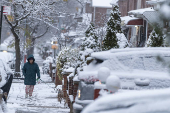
73,48,170,113
0,59,13,100
0,52,14,112
82,88,170,113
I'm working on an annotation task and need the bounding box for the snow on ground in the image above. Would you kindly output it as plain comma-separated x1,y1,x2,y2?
6,53,69,113
7,68,69,113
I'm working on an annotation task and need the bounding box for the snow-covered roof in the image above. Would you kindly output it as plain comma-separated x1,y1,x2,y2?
92,0,112,8
121,16,139,25
128,7,155,15
110,0,119,5
146,0,166,5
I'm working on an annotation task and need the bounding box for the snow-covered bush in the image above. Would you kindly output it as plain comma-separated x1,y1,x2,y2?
146,27,165,47
117,33,129,48
102,4,122,50
57,47,79,80
102,4,128,50
80,23,101,52
73,23,102,78
74,49,94,74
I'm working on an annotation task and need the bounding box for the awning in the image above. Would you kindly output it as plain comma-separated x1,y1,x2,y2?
121,16,143,26
143,11,163,26
127,19,143,25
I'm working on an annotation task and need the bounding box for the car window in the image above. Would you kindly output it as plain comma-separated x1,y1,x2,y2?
79,81,94,100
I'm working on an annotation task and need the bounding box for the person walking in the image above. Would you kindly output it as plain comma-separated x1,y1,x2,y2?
22,55,40,98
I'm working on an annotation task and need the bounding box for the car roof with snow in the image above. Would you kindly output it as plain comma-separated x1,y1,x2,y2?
78,48,170,89
82,88,170,113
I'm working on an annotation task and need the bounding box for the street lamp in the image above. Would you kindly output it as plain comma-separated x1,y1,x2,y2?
51,41,58,59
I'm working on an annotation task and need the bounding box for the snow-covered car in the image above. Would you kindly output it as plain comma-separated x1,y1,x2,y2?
0,52,14,104
82,88,170,113
73,48,170,112
0,58,13,98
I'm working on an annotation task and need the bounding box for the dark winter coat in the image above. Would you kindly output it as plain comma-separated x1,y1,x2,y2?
22,55,40,85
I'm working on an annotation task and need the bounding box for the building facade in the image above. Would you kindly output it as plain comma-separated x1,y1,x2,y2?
85,0,112,27
119,0,152,16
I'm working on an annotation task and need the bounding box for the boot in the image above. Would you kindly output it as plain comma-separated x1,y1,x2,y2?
25,94,28,98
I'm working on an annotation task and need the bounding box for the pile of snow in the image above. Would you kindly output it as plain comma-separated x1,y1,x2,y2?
106,75,120,93
97,67,110,83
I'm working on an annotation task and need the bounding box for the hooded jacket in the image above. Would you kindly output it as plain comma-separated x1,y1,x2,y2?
22,55,40,85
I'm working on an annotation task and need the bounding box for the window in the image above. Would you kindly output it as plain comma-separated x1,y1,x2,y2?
106,9,112,15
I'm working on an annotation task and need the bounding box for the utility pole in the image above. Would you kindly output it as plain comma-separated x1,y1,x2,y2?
58,16,62,51
0,6,3,45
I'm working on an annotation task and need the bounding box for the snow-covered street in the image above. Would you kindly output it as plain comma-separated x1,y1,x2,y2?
6,54,69,113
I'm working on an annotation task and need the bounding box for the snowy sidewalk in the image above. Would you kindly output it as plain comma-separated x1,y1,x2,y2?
6,53,69,113
7,71,69,113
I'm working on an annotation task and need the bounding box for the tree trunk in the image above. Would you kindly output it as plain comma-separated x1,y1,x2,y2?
11,28,21,74
27,38,35,55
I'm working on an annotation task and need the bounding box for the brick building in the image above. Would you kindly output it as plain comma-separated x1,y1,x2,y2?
85,0,112,27
119,0,152,16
